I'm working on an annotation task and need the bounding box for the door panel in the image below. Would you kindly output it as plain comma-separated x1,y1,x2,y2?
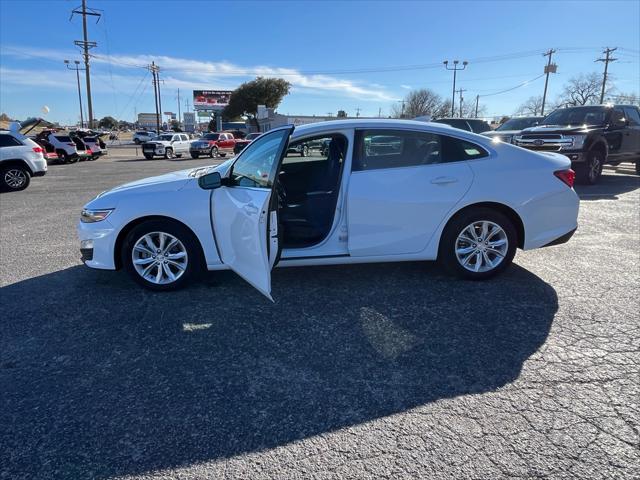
210,126,293,299
348,163,473,256
212,187,274,299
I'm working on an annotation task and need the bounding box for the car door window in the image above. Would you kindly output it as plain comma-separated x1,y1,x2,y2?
623,107,640,126
610,108,626,128
230,128,290,188
0,134,22,147
354,130,441,171
180,134,189,142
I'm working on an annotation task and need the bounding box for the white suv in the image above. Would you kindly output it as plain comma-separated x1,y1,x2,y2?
133,131,157,144
142,133,191,159
0,131,47,191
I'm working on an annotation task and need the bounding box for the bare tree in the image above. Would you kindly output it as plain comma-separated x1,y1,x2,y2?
555,73,606,107
515,96,544,116
392,89,447,118
607,91,640,106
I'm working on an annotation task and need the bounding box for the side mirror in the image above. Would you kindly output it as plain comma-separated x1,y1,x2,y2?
198,171,222,190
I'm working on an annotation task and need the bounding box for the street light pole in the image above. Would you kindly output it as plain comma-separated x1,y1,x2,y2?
65,59,85,128
444,60,468,117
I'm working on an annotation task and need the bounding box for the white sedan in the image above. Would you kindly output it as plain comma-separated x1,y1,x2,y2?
78,119,579,299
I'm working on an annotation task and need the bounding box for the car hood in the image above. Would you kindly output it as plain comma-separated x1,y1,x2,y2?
521,124,602,134
87,160,234,207
145,140,171,145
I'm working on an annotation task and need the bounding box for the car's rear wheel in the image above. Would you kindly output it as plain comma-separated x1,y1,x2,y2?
1,166,31,192
57,150,69,164
164,148,174,159
575,150,604,185
439,208,517,280
122,220,203,291
144,154,154,160
209,146,218,158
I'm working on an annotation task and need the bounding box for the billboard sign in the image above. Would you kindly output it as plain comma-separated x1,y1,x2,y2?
193,90,232,110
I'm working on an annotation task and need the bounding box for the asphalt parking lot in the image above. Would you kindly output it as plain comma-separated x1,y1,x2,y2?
1,148,639,479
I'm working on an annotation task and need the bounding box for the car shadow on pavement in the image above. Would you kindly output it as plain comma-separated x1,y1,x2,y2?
575,167,640,200
1,262,557,479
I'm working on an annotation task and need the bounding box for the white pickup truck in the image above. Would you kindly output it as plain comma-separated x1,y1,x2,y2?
142,133,191,159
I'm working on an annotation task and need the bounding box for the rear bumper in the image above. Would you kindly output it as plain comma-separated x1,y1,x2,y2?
541,227,577,248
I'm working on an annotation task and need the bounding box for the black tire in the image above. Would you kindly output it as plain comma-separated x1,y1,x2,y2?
57,150,69,164
209,146,218,158
121,220,204,291
89,155,98,161
164,148,174,160
191,153,200,159
635,161,640,176
134,138,140,144
1,165,31,192
144,154,154,160
438,207,517,280
301,145,309,157
575,150,604,185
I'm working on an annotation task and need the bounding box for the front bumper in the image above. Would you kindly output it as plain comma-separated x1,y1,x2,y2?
33,171,47,177
77,219,118,270
190,144,211,153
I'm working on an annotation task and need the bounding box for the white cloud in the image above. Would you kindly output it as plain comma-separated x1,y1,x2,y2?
401,84,412,90
1,46,395,102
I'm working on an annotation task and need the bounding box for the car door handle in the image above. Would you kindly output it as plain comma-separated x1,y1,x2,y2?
431,176,459,185
243,204,259,215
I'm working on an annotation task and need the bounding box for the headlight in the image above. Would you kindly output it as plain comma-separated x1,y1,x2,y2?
81,208,113,223
565,134,587,149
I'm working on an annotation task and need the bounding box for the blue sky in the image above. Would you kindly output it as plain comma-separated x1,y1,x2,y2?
1,0,638,124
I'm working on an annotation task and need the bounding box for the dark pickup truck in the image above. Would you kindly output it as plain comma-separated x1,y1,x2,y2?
514,105,640,184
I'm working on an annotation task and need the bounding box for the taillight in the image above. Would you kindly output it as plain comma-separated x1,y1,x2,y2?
32,146,43,153
87,148,92,154
554,169,575,188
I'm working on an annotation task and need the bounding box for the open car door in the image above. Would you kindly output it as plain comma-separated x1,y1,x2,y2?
211,126,293,300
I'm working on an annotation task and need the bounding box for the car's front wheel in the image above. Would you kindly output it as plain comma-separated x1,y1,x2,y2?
575,150,604,185
164,148,174,159
439,208,517,280
191,152,200,159
122,220,203,291
144,154,154,160
209,146,218,158
1,166,31,192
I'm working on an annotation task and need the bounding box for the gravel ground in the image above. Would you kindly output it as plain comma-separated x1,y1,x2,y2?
1,149,639,479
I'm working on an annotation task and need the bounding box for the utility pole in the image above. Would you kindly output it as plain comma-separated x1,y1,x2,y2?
176,88,181,128
474,94,480,118
596,47,617,104
540,49,557,116
149,62,160,134
378,107,382,118
456,88,466,118
355,107,361,118
64,60,85,128
444,60,468,117
71,0,100,128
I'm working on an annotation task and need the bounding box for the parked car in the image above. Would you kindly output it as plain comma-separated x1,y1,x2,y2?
514,105,640,184
481,116,543,144
69,132,94,161
78,119,579,297
233,132,262,154
42,131,90,163
142,133,191,159
189,132,236,158
0,130,47,191
433,118,492,133
133,131,157,144
31,132,59,163
73,130,108,160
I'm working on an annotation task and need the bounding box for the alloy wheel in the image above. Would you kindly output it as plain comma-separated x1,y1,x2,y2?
4,169,27,189
589,154,602,182
131,231,188,285
455,221,508,273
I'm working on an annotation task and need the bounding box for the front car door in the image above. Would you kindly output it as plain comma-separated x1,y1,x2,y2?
347,128,476,256
605,107,629,161
623,106,640,158
211,126,293,299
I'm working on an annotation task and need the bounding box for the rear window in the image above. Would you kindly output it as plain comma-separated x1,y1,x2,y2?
467,120,491,133
54,136,72,142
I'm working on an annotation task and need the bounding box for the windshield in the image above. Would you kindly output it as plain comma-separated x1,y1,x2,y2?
203,133,220,140
246,133,261,140
497,117,540,131
158,134,173,141
542,107,608,126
